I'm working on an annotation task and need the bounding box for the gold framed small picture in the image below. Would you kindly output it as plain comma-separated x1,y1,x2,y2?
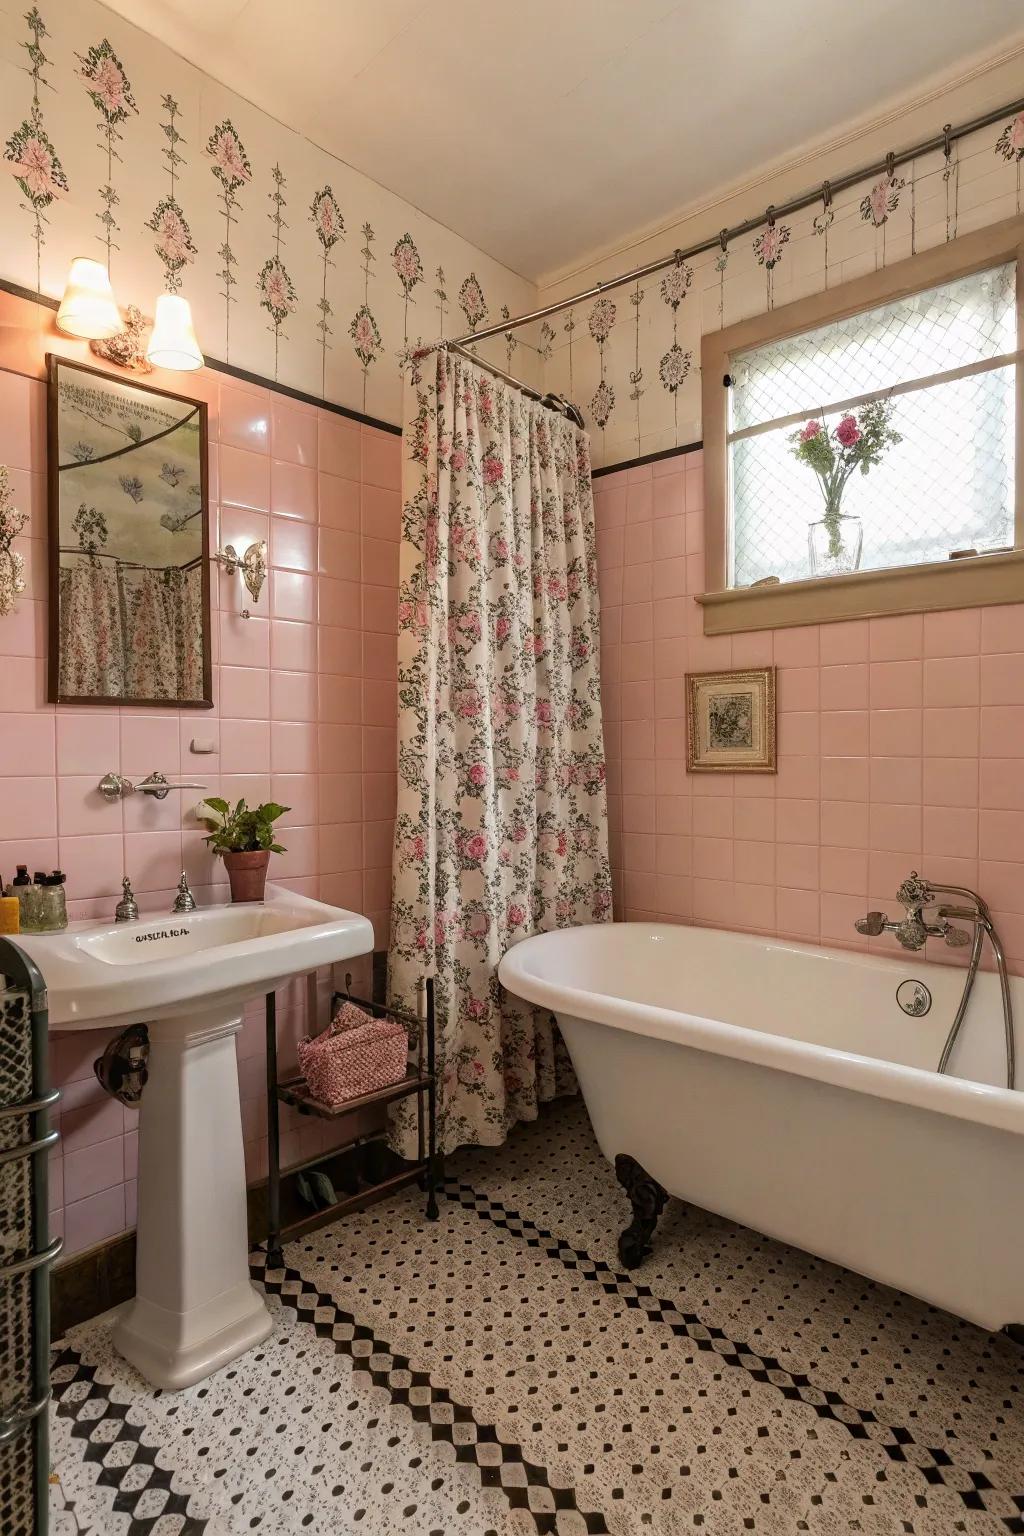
686,666,776,773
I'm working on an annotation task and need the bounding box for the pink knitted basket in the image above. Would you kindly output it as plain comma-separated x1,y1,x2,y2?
297,1001,408,1107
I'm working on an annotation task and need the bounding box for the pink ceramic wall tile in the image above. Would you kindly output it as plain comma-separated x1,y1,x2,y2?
923,655,979,708
0,712,54,774
220,611,271,668
868,613,923,661
271,516,317,572
271,460,317,522
64,1136,124,1205
869,661,922,710
270,669,317,722
59,834,126,902
1,656,47,712
981,605,1024,654
219,385,270,453
981,705,1024,758
361,429,401,491
220,445,270,511
869,756,922,804
980,759,1024,810
318,626,361,677
220,664,271,720
271,721,317,774
220,718,271,772
923,706,980,759
361,485,402,542
819,620,869,665
271,619,316,673
319,471,361,532
981,653,1024,705
0,372,45,470
63,1185,126,1258
361,535,399,588
271,570,316,624
625,523,654,567
319,417,362,480
271,401,317,466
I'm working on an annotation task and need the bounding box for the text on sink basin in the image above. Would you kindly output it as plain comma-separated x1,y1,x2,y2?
135,927,191,943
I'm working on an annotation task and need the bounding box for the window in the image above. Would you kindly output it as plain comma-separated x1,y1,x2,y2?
700,217,1024,634
730,264,1016,586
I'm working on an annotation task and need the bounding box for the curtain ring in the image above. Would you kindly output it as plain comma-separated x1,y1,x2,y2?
673,248,685,266
886,151,896,180
718,227,729,252
766,204,776,229
821,180,832,209
943,123,952,163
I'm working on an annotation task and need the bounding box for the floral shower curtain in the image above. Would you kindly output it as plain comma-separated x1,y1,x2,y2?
58,562,203,700
388,350,612,1154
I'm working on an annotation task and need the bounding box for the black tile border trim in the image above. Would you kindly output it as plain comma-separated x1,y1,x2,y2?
591,440,701,478
0,277,402,436
443,1178,1024,1534
251,1250,611,1535
50,1345,211,1534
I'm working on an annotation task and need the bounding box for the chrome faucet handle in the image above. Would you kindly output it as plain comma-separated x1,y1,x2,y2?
172,871,197,914
115,875,139,923
854,911,890,936
896,871,933,913
943,925,972,947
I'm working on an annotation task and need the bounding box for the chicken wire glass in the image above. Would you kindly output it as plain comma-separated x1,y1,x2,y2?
729,262,1016,588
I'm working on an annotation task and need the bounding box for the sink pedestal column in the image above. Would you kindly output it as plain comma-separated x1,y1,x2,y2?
112,1006,272,1390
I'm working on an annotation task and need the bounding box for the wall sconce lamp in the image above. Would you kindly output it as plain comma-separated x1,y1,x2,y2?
146,293,204,371
55,257,121,340
212,540,267,618
56,259,204,372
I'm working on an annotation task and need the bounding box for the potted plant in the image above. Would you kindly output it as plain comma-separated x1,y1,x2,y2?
202,797,289,903
789,399,902,576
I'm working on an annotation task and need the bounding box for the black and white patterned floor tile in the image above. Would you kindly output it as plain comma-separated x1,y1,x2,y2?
51,1099,1024,1535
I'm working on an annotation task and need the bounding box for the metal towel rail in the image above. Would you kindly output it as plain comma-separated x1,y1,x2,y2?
0,937,60,1536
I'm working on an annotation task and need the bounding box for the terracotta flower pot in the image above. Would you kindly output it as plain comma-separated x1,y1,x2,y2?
222,849,271,903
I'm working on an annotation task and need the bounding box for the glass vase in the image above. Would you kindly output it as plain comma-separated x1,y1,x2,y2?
808,514,863,577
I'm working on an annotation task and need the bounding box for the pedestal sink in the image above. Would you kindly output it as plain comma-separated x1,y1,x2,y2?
15,885,373,1390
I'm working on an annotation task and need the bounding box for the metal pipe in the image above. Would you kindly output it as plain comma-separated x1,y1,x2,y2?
447,94,1024,350
936,920,986,1079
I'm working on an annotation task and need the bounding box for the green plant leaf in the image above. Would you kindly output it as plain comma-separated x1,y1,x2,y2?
204,796,230,815
261,802,289,822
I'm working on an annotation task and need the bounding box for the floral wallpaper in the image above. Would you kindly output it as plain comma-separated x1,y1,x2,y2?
540,105,1024,469
0,0,537,424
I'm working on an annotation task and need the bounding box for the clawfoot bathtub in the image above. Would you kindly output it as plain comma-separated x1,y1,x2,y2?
499,922,1024,1334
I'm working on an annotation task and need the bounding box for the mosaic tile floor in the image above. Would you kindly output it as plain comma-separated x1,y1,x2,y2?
50,1099,1024,1535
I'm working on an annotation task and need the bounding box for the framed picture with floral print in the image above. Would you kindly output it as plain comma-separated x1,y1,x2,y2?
686,667,776,773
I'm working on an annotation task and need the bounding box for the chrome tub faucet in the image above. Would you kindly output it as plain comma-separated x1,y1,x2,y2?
854,871,1015,1090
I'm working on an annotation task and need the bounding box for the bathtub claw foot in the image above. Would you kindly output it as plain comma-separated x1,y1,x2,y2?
615,1154,668,1269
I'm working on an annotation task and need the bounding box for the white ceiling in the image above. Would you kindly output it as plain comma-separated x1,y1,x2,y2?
103,0,1024,281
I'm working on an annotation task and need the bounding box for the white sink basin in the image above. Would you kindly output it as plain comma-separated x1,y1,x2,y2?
18,885,373,1392
18,885,373,1029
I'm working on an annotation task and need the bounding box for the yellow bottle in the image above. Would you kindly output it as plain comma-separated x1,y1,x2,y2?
0,895,21,934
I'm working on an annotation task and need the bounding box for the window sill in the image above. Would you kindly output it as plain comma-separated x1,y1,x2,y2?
696,548,1024,635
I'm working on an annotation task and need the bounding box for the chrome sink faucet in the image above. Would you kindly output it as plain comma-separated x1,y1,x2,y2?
854,871,1015,1090
172,872,197,914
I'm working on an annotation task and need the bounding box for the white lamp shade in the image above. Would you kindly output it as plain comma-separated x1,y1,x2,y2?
146,293,204,372
55,257,121,339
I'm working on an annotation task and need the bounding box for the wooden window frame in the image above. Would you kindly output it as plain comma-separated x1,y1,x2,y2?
699,214,1024,635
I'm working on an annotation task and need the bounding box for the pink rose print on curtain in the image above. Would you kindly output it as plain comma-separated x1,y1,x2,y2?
76,37,138,269
389,349,612,1155
146,95,196,293
3,7,68,289
310,186,344,393
205,119,251,359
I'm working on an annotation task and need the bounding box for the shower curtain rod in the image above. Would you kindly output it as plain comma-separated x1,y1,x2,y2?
447,93,1024,350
